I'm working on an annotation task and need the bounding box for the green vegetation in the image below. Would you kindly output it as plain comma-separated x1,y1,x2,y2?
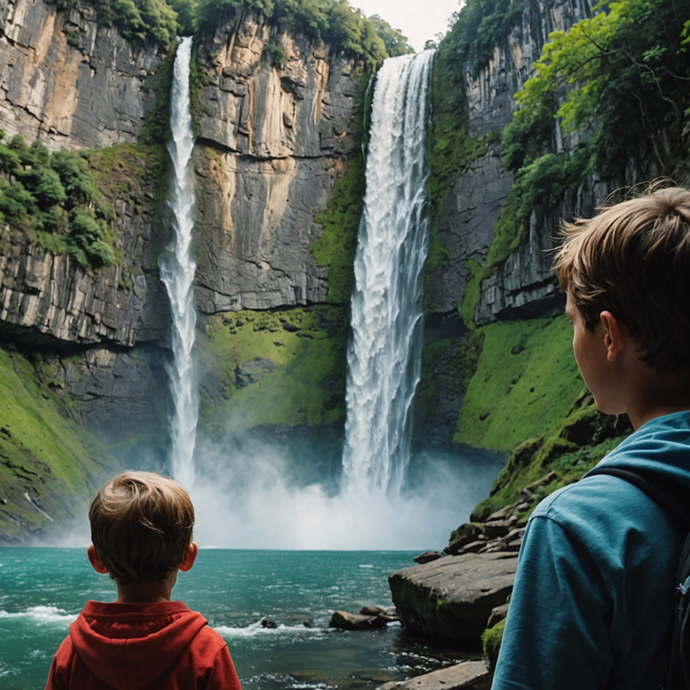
196,0,412,68
482,618,506,671
140,49,176,145
368,14,414,57
452,0,690,326
0,346,118,542
444,0,524,76
53,0,179,47
425,15,497,295
0,133,118,269
454,315,583,451
311,155,364,303
416,331,484,425
311,72,373,303
471,397,629,521
198,306,349,434
502,0,690,198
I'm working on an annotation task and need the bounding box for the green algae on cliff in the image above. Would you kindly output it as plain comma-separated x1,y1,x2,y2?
198,306,349,433
0,347,118,543
453,315,582,452
311,155,364,305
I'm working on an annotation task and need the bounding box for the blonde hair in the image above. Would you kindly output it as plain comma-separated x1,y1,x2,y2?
553,185,690,374
89,471,195,585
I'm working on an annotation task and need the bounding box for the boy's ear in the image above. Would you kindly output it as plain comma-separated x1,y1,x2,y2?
599,310,626,362
87,545,109,575
179,542,198,573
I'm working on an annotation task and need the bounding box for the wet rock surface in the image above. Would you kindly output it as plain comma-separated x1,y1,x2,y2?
377,661,490,690
389,552,518,641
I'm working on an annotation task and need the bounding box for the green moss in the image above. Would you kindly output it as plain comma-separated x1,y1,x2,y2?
416,331,484,423
426,36,493,297
472,424,626,522
482,618,506,671
0,347,119,542
139,49,176,145
311,155,364,304
454,315,582,451
198,305,349,431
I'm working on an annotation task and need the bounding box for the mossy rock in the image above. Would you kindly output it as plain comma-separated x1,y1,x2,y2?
197,305,349,433
0,346,119,543
454,315,583,452
482,617,506,672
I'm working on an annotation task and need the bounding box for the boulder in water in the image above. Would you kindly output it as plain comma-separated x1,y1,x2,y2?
389,552,518,641
329,610,387,631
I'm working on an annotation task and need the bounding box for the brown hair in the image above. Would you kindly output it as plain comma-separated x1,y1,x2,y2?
553,184,690,374
89,471,195,585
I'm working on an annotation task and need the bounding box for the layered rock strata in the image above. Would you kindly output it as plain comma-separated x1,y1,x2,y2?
0,0,164,151
193,12,360,312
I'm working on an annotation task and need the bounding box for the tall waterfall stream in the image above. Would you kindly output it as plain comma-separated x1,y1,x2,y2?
160,36,198,488
343,50,435,495
158,46,502,549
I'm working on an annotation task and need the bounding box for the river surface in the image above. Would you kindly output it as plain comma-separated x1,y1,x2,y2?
0,548,469,689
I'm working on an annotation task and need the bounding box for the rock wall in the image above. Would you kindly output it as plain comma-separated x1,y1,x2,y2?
0,0,164,151
428,0,594,323
193,12,360,313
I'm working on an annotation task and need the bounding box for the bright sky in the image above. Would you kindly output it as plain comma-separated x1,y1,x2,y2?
349,0,462,52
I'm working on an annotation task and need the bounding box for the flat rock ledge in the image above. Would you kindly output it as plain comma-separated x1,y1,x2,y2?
389,552,518,641
377,661,490,690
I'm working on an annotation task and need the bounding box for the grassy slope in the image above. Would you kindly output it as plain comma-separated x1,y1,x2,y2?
198,306,349,435
0,347,118,543
454,315,583,451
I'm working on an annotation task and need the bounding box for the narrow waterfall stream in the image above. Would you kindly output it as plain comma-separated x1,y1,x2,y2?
342,50,435,495
160,36,198,488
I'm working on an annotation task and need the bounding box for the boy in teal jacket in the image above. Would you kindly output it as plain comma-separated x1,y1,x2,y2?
492,186,690,690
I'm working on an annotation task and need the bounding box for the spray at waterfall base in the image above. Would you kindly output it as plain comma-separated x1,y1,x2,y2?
187,431,503,550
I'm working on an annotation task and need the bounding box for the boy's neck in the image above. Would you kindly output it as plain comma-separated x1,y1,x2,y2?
625,370,690,431
114,570,179,604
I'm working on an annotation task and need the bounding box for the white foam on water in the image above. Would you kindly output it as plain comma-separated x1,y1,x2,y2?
0,605,77,626
214,621,325,639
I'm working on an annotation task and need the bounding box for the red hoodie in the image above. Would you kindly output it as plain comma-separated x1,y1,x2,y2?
45,600,242,690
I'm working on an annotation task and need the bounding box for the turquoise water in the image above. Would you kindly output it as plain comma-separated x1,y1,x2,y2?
0,548,467,690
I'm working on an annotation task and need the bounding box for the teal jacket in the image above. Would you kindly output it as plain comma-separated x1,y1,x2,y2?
491,411,690,690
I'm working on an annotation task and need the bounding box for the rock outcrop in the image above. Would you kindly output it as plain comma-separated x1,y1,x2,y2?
389,552,518,641
0,222,168,347
0,0,165,151
429,0,594,322
377,661,491,690
193,12,360,313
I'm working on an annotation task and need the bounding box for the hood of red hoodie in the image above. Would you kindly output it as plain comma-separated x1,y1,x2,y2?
69,600,209,690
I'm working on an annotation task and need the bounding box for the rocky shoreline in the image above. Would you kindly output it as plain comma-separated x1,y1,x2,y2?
326,479,554,688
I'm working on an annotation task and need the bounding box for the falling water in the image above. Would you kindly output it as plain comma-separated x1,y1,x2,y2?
342,50,435,496
160,36,198,487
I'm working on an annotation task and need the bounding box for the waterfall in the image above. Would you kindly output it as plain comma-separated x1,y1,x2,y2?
342,50,435,496
160,36,198,488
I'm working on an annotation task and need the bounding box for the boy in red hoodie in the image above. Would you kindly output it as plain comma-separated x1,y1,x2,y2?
45,471,242,690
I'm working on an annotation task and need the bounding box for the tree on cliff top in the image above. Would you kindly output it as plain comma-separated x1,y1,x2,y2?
195,0,412,66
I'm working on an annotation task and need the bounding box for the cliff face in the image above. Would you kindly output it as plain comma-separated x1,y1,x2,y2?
428,0,593,323
0,0,164,151
0,1,364,541
193,12,360,313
